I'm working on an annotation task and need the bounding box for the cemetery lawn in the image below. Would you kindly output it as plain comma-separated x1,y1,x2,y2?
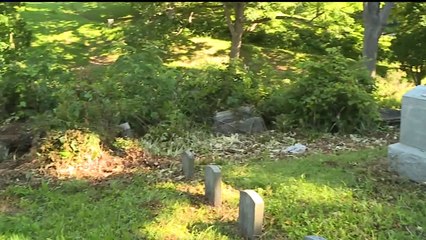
1,148,425,240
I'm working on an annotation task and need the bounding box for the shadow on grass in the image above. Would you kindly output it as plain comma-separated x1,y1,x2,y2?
222,148,426,239
20,2,134,68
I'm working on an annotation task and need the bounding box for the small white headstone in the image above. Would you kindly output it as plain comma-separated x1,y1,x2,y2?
107,18,114,27
238,190,264,239
182,150,195,179
205,165,222,207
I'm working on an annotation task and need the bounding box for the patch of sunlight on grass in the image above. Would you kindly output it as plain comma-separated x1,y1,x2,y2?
34,30,81,45
77,24,103,38
63,53,75,60
0,234,31,240
223,148,426,239
166,36,230,69
375,68,415,109
139,181,239,240
19,6,50,12
224,149,384,190
275,178,354,205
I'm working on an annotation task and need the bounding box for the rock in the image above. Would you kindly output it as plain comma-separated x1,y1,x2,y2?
304,236,327,240
213,106,266,135
283,143,307,154
0,122,34,155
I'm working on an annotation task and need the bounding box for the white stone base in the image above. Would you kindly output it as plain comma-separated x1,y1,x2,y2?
388,143,426,184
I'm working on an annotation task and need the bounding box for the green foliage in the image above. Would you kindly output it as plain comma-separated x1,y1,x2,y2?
125,2,194,55
0,3,32,61
38,129,103,165
177,60,268,123
0,3,33,120
2,148,425,239
244,3,364,59
224,148,426,239
374,69,414,109
52,46,178,137
0,51,72,120
275,48,380,133
390,2,426,85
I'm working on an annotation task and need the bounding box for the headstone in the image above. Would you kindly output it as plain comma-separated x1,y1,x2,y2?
204,165,221,207
107,18,114,28
304,236,327,240
388,86,426,183
238,190,264,239
118,122,133,138
181,150,195,179
0,142,9,161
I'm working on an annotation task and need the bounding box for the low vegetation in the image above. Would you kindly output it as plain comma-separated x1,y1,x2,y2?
0,2,425,240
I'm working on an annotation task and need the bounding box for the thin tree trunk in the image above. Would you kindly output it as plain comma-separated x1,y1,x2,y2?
224,2,245,59
362,2,395,77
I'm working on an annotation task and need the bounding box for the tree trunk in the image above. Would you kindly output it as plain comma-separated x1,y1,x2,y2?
224,2,245,59
362,2,395,77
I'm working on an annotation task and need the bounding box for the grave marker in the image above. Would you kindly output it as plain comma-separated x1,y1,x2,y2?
304,236,327,240
181,150,195,179
204,165,222,207
238,190,264,239
388,85,426,183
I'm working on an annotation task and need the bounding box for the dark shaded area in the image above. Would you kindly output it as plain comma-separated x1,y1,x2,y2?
380,108,401,125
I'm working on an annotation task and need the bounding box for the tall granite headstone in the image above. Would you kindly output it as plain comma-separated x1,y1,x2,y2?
388,86,426,183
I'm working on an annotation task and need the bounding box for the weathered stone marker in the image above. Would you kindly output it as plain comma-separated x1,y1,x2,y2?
107,18,114,28
204,165,221,207
181,150,195,179
304,236,327,240
238,190,264,239
388,86,426,183
0,142,8,161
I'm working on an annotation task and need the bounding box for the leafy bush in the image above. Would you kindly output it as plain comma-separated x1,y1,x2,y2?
0,2,33,120
374,69,414,109
273,48,380,133
39,129,103,165
0,53,72,121
51,45,178,139
177,60,269,123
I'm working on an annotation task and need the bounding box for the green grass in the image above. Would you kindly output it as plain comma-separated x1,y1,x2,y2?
224,148,426,239
1,148,425,239
3,3,424,239
19,2,133,67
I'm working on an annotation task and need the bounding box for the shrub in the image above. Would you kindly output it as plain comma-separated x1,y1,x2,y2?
38,129,103,165
52,45,179,138
0,54,71,121
275,48,380,133
374,69,414,109
177,60,269,123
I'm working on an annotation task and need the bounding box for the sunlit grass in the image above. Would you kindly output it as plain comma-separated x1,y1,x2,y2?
1,148,424,239
166,37,231,69
19,2,131,68
224,148,426,239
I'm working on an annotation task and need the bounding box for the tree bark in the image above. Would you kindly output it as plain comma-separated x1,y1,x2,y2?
224,2,245,59
362,2,395,77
